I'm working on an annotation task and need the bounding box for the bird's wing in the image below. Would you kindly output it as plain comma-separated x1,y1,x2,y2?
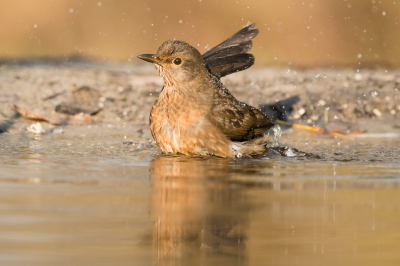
251,108,275,136
207,89,274,141
202,23,259,78
205,54,255,78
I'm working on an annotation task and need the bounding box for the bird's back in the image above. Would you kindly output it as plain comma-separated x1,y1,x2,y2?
206,79,274,141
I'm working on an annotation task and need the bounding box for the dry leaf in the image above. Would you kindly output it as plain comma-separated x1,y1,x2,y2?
14,105,64,126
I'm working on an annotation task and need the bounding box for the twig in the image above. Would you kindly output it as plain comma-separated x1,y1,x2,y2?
276,119,355,140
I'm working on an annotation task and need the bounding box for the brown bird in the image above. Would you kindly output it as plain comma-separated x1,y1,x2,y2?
138,23,274,158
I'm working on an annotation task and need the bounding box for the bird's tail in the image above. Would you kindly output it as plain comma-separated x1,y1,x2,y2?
230,134,269,158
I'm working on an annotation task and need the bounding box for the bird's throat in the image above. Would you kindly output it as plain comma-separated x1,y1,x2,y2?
155,64,174,87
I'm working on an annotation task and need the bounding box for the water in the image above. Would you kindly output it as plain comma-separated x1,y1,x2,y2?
0,123,400,266
272,124,282,147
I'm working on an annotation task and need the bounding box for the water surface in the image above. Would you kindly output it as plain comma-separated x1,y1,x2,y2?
0,124,399,265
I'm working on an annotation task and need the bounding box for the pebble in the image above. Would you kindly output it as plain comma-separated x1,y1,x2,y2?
373,109,382,117
27,122,45,134
354,73,363,81
318,99,326,107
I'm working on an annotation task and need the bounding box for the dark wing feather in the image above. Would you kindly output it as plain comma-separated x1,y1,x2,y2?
208,89,274,141
203,41,253,60
202,23,259,77
252,108,275,136
206,54,254,78
202,23,259,60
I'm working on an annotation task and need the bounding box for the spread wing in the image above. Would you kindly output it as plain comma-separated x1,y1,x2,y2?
202,23,259,78
207,89,274,141
205,54,255,79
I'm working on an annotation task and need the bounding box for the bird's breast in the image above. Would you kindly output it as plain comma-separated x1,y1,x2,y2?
149,87,228,156
150,88,196,152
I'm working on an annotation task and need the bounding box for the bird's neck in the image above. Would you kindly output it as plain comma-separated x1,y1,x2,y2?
159,77,215,106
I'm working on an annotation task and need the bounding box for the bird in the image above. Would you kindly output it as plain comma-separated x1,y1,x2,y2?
137,23,274,158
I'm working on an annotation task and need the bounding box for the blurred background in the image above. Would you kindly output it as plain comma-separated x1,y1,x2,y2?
1,0,399,67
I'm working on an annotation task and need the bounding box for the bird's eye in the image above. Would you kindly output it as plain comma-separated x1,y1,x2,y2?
173,57,182,65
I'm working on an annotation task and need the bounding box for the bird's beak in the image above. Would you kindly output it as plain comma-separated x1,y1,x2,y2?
137,54,160,65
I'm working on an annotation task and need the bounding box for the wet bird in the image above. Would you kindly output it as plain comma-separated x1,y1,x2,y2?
138,23,274,158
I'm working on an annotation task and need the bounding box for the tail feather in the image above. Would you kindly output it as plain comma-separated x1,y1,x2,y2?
230,134,269,157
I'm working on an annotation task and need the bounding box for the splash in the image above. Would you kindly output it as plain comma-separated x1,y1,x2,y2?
272,124,282,147
264,147,322,159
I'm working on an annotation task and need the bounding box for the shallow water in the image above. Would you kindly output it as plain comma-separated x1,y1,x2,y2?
0,124,400,266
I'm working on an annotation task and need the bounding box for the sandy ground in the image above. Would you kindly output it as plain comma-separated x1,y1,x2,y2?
1,58,400,135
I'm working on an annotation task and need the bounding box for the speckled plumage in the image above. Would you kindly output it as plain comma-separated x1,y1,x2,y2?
139,24,274,158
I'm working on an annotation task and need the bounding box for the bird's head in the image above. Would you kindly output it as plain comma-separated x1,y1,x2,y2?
138,40,207,86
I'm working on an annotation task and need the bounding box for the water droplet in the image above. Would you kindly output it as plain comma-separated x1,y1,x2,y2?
334,115,338,119
69,8,74,13
305,141,309,145
315,74,319,78
179,20,183,23
283,147,296,157
97,2,102,6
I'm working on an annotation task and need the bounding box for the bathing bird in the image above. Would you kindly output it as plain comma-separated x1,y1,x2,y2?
138,23,274,158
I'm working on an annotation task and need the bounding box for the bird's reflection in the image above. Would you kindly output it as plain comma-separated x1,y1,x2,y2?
150,155,251,265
